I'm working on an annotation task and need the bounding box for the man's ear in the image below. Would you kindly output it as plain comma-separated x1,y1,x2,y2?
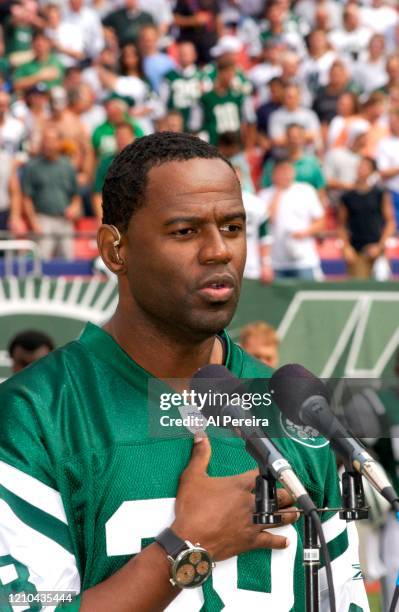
97,224,126,274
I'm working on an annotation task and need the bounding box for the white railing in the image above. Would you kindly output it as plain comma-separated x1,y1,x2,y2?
0,240,42,277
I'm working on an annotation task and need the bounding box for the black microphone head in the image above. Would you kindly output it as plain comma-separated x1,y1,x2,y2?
269,363,328,424
191,365,244,420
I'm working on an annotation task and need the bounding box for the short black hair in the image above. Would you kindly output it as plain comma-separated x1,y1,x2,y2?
361,156,377,172
8,330,55,357
217,131,242,148
102,131,235,231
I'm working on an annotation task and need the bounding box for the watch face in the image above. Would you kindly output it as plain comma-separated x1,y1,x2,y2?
172,547,213,589
196,560,210,576
176,563,195,586
189,551,202,565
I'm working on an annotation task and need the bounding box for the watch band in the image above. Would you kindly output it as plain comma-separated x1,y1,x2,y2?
155,528,188,559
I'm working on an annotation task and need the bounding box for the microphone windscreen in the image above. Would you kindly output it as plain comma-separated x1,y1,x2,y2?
269,364,328,424
191,365,245,420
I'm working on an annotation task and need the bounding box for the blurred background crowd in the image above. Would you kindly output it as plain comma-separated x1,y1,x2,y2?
0,0,399,279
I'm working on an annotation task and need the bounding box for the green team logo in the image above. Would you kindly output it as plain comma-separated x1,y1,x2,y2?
277,290,399,378
280,414,329,448
230,286,399,378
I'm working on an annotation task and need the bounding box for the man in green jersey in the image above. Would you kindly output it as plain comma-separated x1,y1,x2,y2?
0,132,369,611
160,41,203,132
191,56,256,147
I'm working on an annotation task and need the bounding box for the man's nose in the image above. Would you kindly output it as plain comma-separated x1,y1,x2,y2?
198,227,233,265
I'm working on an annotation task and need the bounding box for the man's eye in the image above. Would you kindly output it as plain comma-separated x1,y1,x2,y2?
221,224,243,233
172,228,196,236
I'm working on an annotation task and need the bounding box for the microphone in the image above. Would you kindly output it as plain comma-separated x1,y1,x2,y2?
269,363,399,514
191,364,316,515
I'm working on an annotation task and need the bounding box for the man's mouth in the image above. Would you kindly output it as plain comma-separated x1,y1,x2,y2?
198,276,235,303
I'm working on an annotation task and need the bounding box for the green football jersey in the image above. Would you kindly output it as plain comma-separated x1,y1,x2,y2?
199,89,246,146
163,67,203,130
201,65,253,98
0,323,368,611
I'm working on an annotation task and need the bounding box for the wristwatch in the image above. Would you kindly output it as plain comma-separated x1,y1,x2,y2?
155,527,215,589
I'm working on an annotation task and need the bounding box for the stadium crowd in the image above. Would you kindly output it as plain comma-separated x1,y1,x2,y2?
0,0,398,279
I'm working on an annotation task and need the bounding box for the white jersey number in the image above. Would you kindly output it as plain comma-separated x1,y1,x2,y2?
106,498,297,611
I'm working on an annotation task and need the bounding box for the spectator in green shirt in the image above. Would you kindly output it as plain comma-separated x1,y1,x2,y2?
92,122,135,223
21,126,81,260
13,29,64,93
92,97,144,160
261,123,326,198
102,0,154,47
3,0,45,66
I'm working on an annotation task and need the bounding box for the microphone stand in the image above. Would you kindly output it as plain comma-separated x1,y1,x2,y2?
251,464,320,612
339,467,369,521
252,469,282,526
303,515,320,612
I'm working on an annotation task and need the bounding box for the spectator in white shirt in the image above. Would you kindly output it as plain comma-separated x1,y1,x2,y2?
44,3,84,68
294,0,342,33
329,4,372,60
376,108,399,227
269,84,322,153
353,33,388,94
384,12,399,54
300,29,337,100
360,0,397,35
258,159,325,280
325,124,368,205
0,91,25,154
138,0,173,39
233,167,268,281
62,0,104,62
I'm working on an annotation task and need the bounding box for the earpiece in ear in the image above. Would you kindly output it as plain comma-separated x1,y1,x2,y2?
109,224,124,265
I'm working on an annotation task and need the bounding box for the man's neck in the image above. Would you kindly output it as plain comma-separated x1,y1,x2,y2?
103,304,225,380
355,180,370,191
288,147,302,160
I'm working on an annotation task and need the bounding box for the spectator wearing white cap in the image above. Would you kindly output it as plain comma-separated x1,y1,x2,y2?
202,35,253,98
376,108,399,228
